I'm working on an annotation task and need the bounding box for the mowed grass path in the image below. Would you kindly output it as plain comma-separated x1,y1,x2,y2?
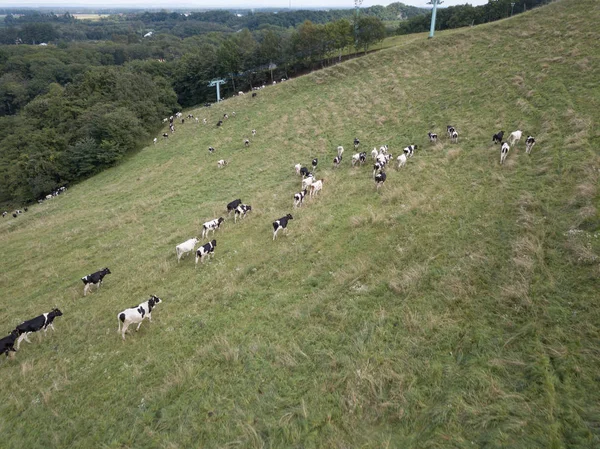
1,1,599,447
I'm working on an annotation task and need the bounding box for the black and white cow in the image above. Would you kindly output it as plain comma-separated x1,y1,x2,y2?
227,199,242,215
312,158,318,171
492,130,504,144
273,214,293,240
300,167,310,178
217,120,223,127
15,308,63,350
428,132,438,143
162,133,169,139
81,268,111,296
525,136,536,154
117,296,162,340
333,155,342,168
252,92,257,98
234,204,252,223
500,142,510,165
202,218,224,239
354,138,360,149
195,240,216,266
294,189,308,208
244,139,250,147
375,171,387,189
447,126,456,137
403,145,417,158
209,146,215,154
0,330,19,357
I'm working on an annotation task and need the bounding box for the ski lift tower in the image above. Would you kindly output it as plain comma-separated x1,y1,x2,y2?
428,0,443,39
208,78,226,102
354,0,363,48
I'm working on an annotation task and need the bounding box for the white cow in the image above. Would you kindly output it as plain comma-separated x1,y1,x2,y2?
175,237,199,263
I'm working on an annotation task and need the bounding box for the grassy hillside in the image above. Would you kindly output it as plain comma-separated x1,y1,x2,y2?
1,0,599,447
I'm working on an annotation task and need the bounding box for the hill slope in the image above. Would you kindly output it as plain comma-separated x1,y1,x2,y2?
1,0,599,447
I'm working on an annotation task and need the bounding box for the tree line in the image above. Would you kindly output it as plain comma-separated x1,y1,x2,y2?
397,0,552,34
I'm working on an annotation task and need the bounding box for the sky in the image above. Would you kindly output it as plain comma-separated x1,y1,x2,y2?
4,0,491,10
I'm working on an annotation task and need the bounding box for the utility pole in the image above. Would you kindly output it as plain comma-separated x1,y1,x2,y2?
510,2,516,16
208,79,226,102
354,0,363,54
428,0,443,39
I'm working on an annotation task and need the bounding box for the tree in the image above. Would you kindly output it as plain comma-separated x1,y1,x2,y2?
355,16,386,53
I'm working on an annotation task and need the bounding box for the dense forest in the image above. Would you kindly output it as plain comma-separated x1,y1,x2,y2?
0,1,547,206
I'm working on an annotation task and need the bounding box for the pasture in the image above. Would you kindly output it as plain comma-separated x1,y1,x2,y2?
0,0,598,447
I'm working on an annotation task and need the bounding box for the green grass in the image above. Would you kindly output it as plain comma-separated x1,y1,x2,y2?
1,0,599,447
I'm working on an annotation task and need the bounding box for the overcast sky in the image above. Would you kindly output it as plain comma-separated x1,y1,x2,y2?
5,0,490,10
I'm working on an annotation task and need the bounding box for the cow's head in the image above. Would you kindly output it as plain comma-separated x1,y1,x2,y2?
149,295,162,307
51,308,63,317
287,214,293,220
211,240,217,247
103,268,112,275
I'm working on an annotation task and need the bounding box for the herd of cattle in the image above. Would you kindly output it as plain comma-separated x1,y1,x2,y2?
1,93,538,356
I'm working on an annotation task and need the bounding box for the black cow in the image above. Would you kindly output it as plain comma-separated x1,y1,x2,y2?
492,131,504,144
300,167,310,177
15,308,63,350
216,120,223,127
525,136,536,154
312,158,318,170
252,92,257,98
273,214,293,240
375,172,386,189
81,268,111,296
209,146,215,154
0,330,19,357
162,133,169,139
227,199,242,214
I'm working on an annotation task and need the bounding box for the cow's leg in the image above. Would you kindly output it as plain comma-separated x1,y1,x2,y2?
136,320,143,331
83,284,89,296
121,322,130,340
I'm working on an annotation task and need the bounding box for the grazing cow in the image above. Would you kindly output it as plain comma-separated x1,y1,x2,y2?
195,117,199,123
238,91,244,96
232,112,236,117
217,159,228,168
2,211,6,217
371,148,379,160
223,114,229,120
500,142,510,165
294,189,308,208
169,124,175,133
252,92,257,97
379,145,389,154
300,167,310,177
312,158,318,171
333,155,342,168
227,199,242,215
301,174,315,190
397,153,407,168
176,237,199,263
234,204,252,223
373,162,384,178
217,120,223,127
351,153,361,166
525,136,536,154
209,146,215,154
117,296,162,340
163,133,169,139
354,138,360,149
14,308,63,350
294,164,302,176
450,130,459,143
81,268,111,296
187,114,194,119
181,119,185,124
195,240,216,266
203,118,207,124
492,131,504,144
202,217,224,239
508,130,522,147
375,171,386,189
337,146,344,158
447,126,456,137
0,330,19,357
309,179,323,197
153,138,158,144
252,129,256,136
12,213,16,218
428,132,438,143
359,152,367,164
403,145,417,158
244,139,250,147
273,214,293,240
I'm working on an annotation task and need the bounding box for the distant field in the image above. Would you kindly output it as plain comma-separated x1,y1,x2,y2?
72,14,110,21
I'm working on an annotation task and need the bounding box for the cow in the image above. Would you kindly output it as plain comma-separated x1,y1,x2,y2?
428,132,438,143
397,153,407,168
309,179,323,197
0,330,19,358
294,189,308,208
500,142,510,165
244,139,250,147
153,138,158,144
217,120,223,127
354,138,360,149
234,204,252,223
312,158,318,171
337,146,344,158
176,238,199,263
15,308,63,350
209,146,215,154
217,159,228,168
162,133,169,139
252,92,257,98
273,214,293,240
300,167,310,177
117,296,162,340
81,268,111,296
447,126,456,137
333,155,342,168
295,164,302,176
508,130,522,147
403,145,417,158
525,136,536,154
375,171,387,190
195,240,216,266
227,199,242,215
202,218,224,239
492,131,504,144
252,129,256,136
